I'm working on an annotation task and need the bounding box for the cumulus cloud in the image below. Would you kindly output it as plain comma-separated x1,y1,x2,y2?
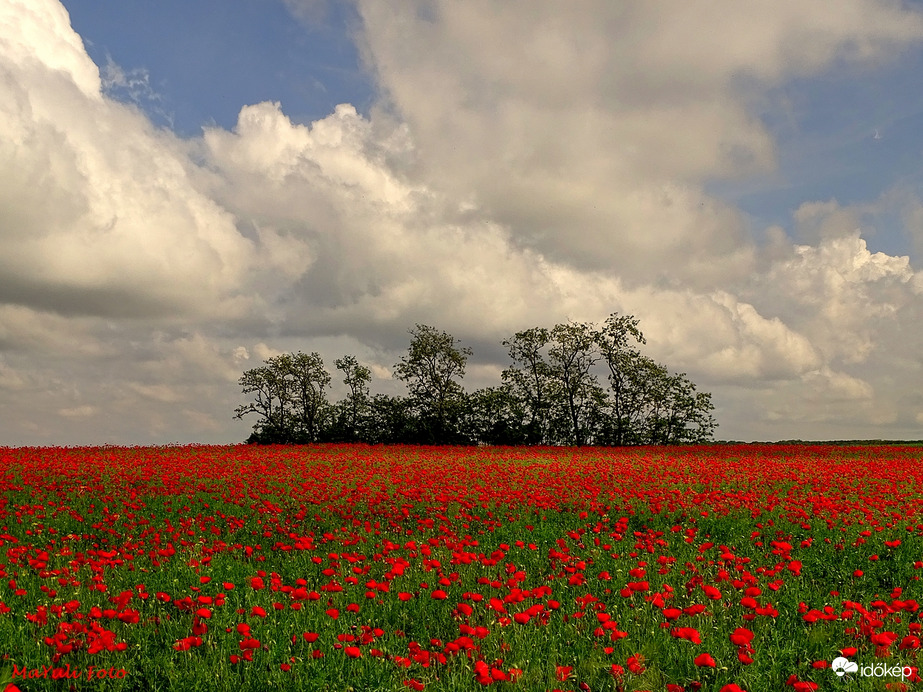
0,25,250,318
753,227,916,364
0,0,101,98
0,1,329,325
2,0,923,443
354,0,923,282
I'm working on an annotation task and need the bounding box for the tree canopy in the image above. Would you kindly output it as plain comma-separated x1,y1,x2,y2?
235,314,716,445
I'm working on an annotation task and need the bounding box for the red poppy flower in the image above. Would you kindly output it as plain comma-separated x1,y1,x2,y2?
729,628,753,646
694,653,716,667
627,654,645,674
672,627,703,644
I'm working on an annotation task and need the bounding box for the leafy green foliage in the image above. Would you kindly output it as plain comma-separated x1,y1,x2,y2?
234,351,330,444
392,324,473,444
236,314,716,445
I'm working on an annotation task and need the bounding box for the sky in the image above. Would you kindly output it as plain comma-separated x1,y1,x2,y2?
3,0,923,445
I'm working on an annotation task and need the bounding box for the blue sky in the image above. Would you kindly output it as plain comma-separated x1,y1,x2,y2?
710,44,923,256
4,0,923,444
63,0,374,134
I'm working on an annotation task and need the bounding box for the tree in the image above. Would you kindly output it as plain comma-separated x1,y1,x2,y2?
594,313,647,446
393,324,472,444
287,352,331,442
547,322,603,446
501,328,554,445
596,353,670,445
643,370,716,444
332,355,372,441
234,351,331,443
236,315,718,446
365,394,416,444
462,386,527,446
234,360,291,443
593,314,716,445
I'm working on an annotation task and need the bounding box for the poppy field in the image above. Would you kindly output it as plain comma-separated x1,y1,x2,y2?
0,444,921,691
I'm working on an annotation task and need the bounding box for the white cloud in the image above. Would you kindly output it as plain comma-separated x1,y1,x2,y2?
753,228,915,364
58,405,97,419
353,0,923,283
0,26,252,318
100,56,156,103
0,0,101,98
0,3,324,323
252,343,284,361
3,0,923,443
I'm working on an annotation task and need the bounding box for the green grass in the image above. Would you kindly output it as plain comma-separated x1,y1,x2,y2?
0,444,920,691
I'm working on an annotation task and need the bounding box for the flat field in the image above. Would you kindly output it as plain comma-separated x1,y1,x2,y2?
0,444,920,691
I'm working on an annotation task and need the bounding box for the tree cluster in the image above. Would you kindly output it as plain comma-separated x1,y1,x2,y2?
235,314,716,446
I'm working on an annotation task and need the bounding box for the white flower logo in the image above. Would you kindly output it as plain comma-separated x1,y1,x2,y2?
832,657,859,677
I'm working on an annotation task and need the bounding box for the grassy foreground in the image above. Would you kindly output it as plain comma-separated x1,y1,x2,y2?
0,444,920,691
